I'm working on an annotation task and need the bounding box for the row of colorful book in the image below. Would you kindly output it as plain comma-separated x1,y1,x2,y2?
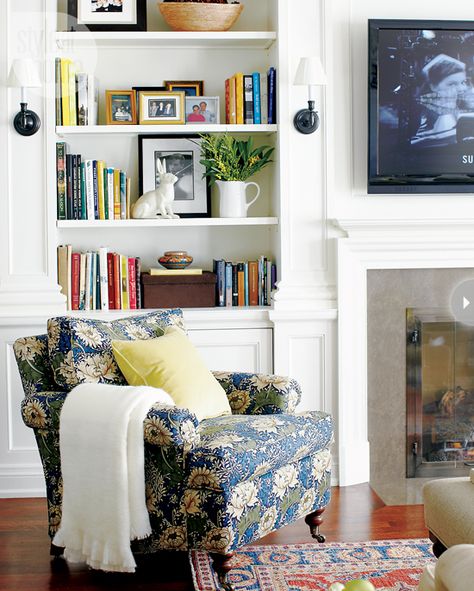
213,257,276,307
225,68,277,125
58,246,141,311
55,58,99,126
56,142,131,220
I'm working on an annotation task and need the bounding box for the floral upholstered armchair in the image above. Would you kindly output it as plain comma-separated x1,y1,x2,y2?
14,309,333,591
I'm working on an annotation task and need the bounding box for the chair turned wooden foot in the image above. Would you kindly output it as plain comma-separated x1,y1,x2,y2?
210,552,235,591
50,543,65,558
429,531,447,558
305,508,326,543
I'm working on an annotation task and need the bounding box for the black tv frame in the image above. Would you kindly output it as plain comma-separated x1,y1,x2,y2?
368,19,474,194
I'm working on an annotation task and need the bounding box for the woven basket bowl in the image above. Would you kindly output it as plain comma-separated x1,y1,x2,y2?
159,2,244,32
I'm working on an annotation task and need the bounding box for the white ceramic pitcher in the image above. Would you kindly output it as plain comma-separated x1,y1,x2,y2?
216,180,261,218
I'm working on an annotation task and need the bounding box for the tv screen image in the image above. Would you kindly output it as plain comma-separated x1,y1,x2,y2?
368,20,474,193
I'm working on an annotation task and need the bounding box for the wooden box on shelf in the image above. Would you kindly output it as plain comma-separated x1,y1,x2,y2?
141,271,217,308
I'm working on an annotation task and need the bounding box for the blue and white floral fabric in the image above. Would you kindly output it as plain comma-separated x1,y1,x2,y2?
47,309,185,389
212,371,301,415
187,412,333,490
14,314,333,558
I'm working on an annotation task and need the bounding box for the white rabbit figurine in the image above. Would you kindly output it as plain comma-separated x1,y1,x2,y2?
132,158,180,219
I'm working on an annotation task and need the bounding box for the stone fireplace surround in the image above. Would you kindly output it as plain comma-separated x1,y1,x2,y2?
335,219,474,486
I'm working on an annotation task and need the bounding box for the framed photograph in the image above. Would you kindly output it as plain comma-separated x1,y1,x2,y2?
132,86,166,118
165,80,204,97
105,90,137,124
369,19,474,193
67,0,146,32
185,96,220,124
139,135,210,217
138,91,185,125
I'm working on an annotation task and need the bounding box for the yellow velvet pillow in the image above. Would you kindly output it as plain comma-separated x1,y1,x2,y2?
111,328,231,421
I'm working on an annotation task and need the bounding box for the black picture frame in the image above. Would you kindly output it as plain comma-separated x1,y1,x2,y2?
368,19,474,194
138,135,210,218
67,0,147,32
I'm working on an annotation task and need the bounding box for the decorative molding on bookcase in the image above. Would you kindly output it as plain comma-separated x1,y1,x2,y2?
0,0,65,318
272,281,337,310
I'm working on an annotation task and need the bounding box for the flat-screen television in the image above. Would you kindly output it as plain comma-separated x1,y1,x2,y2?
368,19,474,193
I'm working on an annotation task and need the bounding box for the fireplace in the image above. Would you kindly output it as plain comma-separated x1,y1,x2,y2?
406,308,474,478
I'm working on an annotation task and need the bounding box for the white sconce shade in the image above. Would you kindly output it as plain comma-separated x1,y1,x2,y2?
293,57,326,134
7,59,42,89
294,57,327,86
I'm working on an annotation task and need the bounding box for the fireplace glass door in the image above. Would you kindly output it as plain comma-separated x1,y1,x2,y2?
407,308,474,477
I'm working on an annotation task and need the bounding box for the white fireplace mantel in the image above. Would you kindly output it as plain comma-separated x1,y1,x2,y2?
335,218,474,486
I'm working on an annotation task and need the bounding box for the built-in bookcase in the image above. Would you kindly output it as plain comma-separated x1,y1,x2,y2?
48,0,284,315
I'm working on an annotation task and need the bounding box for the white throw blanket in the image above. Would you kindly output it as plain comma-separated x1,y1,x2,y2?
53,383,174,572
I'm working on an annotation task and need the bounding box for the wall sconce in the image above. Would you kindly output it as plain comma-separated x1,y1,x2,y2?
293,57,327,134
7,59,42,136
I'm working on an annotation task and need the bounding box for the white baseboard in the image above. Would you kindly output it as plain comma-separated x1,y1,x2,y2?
0,465,46,498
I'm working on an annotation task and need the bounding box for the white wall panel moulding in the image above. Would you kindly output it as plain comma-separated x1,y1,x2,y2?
336,216,474,486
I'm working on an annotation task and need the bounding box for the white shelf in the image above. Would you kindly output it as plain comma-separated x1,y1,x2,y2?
55,124,277,136
57,217,279,228
55,31,277,49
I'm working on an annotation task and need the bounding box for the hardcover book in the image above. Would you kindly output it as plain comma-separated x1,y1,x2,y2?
85,160,95,220
76,72,88,126
252,72,261,124
71,252,80,310
107,252,115,309
128,257,137,310
235,72,244,124
243,75,254,125
135,257,142,309
55,58,62,126
66,153,73,220
99,247,109,311
56,142,67,220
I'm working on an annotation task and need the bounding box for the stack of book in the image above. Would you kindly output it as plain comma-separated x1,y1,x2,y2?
57,245,141,311
56,142,131,221
225,68,277,125
213,257,276,307
55,58,99,126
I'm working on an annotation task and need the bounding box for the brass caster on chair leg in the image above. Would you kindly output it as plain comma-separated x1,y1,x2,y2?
305,508,326,544
218,574,234,591
211,552,235,591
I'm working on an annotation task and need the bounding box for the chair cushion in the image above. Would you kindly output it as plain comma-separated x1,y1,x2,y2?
111,327,232,422
48,309,185,389
185,411,333,492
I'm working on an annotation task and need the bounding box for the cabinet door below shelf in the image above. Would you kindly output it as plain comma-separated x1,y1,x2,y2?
188,328,273,374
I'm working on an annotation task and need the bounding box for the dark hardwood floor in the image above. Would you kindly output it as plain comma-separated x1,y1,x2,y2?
0,485,428,591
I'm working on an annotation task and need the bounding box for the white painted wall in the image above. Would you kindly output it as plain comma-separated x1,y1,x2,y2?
329,0,474,221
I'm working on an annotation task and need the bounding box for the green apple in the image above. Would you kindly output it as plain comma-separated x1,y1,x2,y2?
328,584,346,591
343,580,376,591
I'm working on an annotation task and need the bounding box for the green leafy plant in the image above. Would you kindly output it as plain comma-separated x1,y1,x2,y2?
199,134,274,184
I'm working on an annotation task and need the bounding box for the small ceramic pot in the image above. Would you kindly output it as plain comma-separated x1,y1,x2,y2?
158,250,193,269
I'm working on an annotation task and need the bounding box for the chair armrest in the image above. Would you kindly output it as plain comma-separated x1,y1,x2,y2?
21,392,201,454
21,391,68,431
145,404,200,451
212,371,302,415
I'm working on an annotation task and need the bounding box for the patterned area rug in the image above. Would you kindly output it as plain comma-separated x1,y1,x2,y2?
190,539,434,591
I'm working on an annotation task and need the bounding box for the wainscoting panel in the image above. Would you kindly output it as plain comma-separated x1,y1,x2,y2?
188,328,273,374
0,321,48,497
